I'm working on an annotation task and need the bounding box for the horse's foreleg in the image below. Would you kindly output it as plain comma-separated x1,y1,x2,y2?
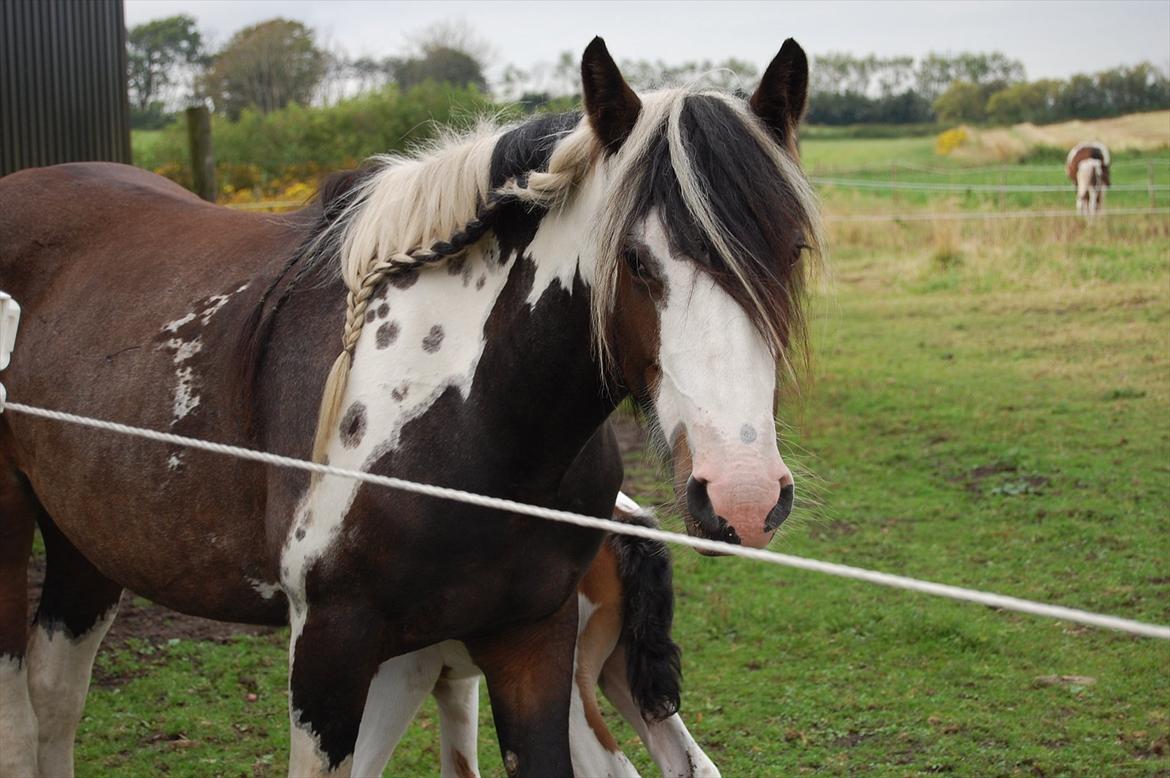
350,648,444,777
599,645,721,778
466,594,579,778
0,454,39,777
25,512,122,778
287,602,386,777
432,663,481,778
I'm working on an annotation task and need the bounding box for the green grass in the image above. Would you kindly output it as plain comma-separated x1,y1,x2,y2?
77,138,1170,776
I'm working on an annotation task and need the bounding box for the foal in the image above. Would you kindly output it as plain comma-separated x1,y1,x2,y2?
353,493,719,778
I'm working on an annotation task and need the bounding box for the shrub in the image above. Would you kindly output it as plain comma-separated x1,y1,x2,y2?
935,127,969,156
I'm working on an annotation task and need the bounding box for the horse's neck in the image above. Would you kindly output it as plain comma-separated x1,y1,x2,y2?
288,235,612,491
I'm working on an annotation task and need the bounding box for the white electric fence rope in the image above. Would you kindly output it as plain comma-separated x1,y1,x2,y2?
830,206,1170,223
5,400,1168,641
811,177,1170,193
813,158,1170,176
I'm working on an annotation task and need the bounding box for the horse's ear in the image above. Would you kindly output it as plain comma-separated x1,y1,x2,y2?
749,38,809,143
581,37,642,153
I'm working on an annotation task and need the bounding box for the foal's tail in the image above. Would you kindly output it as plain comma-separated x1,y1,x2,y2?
610,494,682,722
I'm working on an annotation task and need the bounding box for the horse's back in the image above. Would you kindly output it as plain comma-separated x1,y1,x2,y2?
0,163,313,623
0,163,301,289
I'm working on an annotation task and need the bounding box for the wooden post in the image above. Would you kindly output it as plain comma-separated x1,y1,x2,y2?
998,172,1006,211
1148,160,1155,208
891,162,898,213
185,105,215,202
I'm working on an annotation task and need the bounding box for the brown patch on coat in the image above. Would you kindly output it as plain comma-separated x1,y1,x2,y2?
575,543,623,753
452,749,477,778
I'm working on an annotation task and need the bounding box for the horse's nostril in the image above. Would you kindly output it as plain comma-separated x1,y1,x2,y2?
685,476,722,535
765,483,795,531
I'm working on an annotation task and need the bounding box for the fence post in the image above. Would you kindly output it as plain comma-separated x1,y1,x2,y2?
185,105,215,202
1148,160,1155,208
891,162,898,213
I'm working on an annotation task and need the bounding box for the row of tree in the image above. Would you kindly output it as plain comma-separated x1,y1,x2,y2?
128,14,1169,129
127,17,490,127
934,62,1170,124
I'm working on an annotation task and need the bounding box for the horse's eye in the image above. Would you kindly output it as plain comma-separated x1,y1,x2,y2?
624,248,646,279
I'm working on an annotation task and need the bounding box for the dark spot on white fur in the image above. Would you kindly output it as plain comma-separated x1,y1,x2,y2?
377,303,389,318
364,309,377,324
740,423,757,444
447,255,467,276
475,275,486,290
391,383,409,402
376,321,400,349
422,325,445,353
390,269,419,289
295,527,306,541
339,402,367,448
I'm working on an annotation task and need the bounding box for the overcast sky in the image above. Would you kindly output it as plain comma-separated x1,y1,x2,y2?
126,0,1170,82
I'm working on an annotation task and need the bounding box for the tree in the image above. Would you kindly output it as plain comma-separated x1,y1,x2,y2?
933,81,987,122
126,14,204,125
202,19,327,118
391,21,491,93
394,47,488,92
986,80,1061,124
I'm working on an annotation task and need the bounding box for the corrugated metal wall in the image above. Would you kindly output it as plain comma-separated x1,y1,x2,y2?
1,0,131,176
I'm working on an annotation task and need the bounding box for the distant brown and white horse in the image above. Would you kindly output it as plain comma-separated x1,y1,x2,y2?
0,37,820,776
1066,141,1110,216
358,494,719,778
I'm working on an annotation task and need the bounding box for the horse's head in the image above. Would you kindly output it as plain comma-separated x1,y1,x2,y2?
578,38,821,551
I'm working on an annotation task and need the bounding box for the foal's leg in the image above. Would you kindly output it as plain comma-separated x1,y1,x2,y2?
26,513,122,778
432,665,481,778
287,602,386,777
466,594,579,778
571,594,639,777
599,646,721,778
350,648,444,777
0,458,38,777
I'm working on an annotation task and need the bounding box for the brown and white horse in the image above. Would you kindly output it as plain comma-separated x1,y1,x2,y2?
0,37,820,776
356,494,718,778
1066,141,1111,216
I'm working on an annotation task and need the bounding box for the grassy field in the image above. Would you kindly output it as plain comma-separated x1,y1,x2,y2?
66,131,1170,776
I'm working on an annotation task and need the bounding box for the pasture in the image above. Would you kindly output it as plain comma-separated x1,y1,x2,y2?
53,133,1170,776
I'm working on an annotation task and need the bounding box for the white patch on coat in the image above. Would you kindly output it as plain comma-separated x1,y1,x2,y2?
0,655,39,777
26,605,119,778
167,453,184,470
432,666,481,778
1076,158,1104,216
158,286,245,426
247,578,281,600
162,312,195,333
351,649,444,776
640,211,789,547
